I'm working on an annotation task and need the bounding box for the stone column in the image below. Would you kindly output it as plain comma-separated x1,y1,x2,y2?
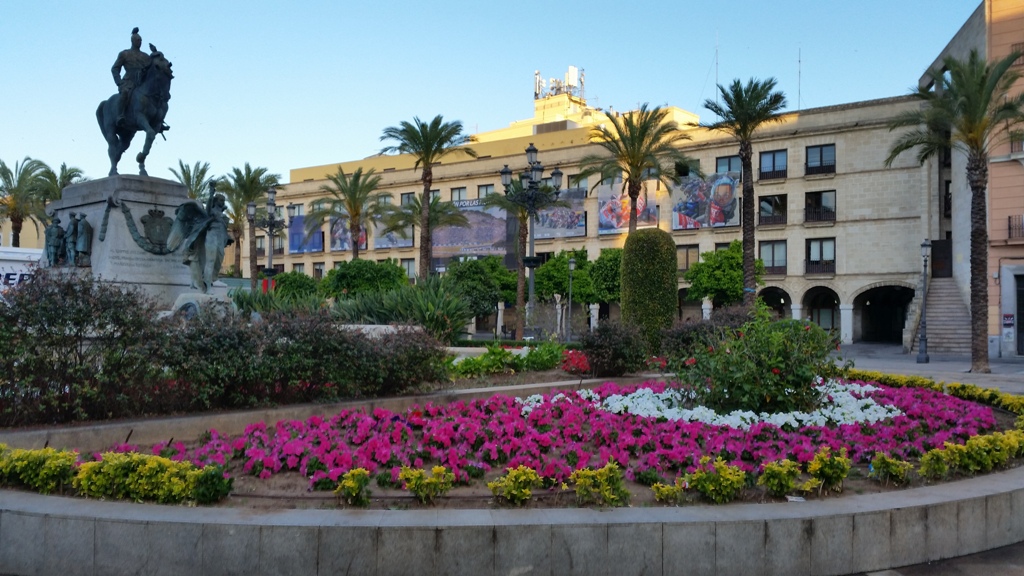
791,304,804,321
554,294,563,338
589,303,599,331
465,318,477,340
701,298,712,320
496,302,505,336
839,304,854,344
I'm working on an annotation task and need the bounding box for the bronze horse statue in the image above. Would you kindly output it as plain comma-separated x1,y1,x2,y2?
96,45,172,177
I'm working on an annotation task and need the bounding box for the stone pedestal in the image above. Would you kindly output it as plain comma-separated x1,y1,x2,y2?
46,175,206,310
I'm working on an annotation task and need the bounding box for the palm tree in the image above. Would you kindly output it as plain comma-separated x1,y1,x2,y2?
0,157,49,247
379,194,470,240
885,49,1024,373
38,163,85,208
305,167,389,260
480,181,566,338
380,115,476,280
169,160,214,201
701,78,788,306
576,103,696,234
218,164,281,289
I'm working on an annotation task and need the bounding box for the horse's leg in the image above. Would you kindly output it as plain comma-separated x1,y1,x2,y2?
134,113,156,177
98,101,123,176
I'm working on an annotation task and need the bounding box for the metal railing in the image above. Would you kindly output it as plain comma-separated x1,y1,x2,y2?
764,265,787,276
804,207,837,223
758,213,787,226
759,168,788,180
256,248,266,257
805,162,836,176
1010,214,1024,239
805,260,836,274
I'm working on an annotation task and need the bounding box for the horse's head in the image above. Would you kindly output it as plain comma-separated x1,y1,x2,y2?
147,43,173,80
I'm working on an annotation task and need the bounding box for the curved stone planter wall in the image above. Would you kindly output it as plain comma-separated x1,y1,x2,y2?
2,381,1023,575
2,468,1024,576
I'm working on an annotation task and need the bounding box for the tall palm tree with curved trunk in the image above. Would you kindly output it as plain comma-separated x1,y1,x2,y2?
169,160,214,201
39,163,86,209
0,157,49,247
218,163,281,289
305,167,389,260
701,78,788,306
481,181,567,338
886,49,1024,374
576,103,697,234
380,115,476,280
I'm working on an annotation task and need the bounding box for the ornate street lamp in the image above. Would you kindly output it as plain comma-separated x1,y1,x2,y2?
500,143,563,327
567,257,576,342
247,187,296,279
917,239,932,364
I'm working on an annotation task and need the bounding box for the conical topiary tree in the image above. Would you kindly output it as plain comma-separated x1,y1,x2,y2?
620,228,678,354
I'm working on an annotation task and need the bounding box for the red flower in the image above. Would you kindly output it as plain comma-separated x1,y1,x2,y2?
707,346,714,353
771,368,780,375
685,357,697,367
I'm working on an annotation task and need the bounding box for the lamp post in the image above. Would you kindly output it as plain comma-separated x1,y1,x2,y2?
247,187,296,281
500,143,563,328
917,239,932,364
567,257,576,342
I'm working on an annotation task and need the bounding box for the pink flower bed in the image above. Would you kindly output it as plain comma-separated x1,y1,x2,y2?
122,380,997,490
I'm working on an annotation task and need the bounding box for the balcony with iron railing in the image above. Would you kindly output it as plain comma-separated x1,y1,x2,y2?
256,248,266,257
805,260,836,275
764,265,787,276
1011,214,1024,239
759,168,788,181
273,247,285,256
805,162,836,176
804,207,836,223
758,213,787,226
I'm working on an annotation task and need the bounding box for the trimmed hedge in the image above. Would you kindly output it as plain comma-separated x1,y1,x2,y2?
621,228,677,354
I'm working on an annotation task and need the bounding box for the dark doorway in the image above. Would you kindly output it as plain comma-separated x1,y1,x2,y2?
1017,275,1023,355
758,287,792,319
932,239,952,278
803,287,840,331
854,286,915,343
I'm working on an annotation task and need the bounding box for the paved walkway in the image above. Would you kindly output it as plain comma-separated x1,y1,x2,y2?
840,343,1024,575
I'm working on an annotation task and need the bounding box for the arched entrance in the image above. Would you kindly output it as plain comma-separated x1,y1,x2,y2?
758,286,792,319
853,285,914,343
803,286,840,330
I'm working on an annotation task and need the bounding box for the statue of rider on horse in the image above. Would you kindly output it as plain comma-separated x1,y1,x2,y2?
98,27,172,177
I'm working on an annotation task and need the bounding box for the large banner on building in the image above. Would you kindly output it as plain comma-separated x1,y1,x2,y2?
670,173,740,230
287,215,325,254
596,180,659,235
372,220,414,249
534,187,587,239
432,199,509,259
329,216,367,251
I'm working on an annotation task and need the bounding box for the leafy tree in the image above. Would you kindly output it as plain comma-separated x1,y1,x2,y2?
591,248,622,303
217,164,281,288
684,240,765,307
700,78,787,307
535,249,595,304
320,259,407,299
479,255,517,305
305,167,389,260
0,157,49,247
271,270,319,298
576,103,697,233
480,180,566,338
378,194,470,240
446,258,500,318
38,162,85,208
621,228,678,353
169,160,214,201
380,115,476,280
885,49,1024,374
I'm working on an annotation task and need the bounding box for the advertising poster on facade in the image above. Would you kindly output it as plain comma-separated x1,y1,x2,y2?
329,216,367,251
670,173,741,230
372,222,414,249
534,187,587,239
432,199,509,259
287,215,325,254
596,181,659,235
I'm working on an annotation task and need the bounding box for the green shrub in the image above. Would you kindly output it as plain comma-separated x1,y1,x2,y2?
522,341,565,371
334,468,372,506
374,329,448,396
0,271,163,426
808,447,851,493
0,446,77,495
488,465,543,506
399,465,455,504
580,321,646,377
680,302,842,414
569,461,631,507
333,276,472,345
621,228,678,354
757,459,801,498
72,452,232,504
231,288,328,317
319,259,408,299
650,477,688,504
868,452,914,486
450,344,524,378
688,456,747,504
270,270,319,298
446,258,502,319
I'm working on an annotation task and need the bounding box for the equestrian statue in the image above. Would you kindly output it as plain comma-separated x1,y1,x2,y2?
97,27,172,177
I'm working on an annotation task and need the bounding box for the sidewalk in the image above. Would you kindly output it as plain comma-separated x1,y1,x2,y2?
838,342,1024,395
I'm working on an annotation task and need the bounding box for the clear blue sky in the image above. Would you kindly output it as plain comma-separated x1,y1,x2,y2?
0,1,978,184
